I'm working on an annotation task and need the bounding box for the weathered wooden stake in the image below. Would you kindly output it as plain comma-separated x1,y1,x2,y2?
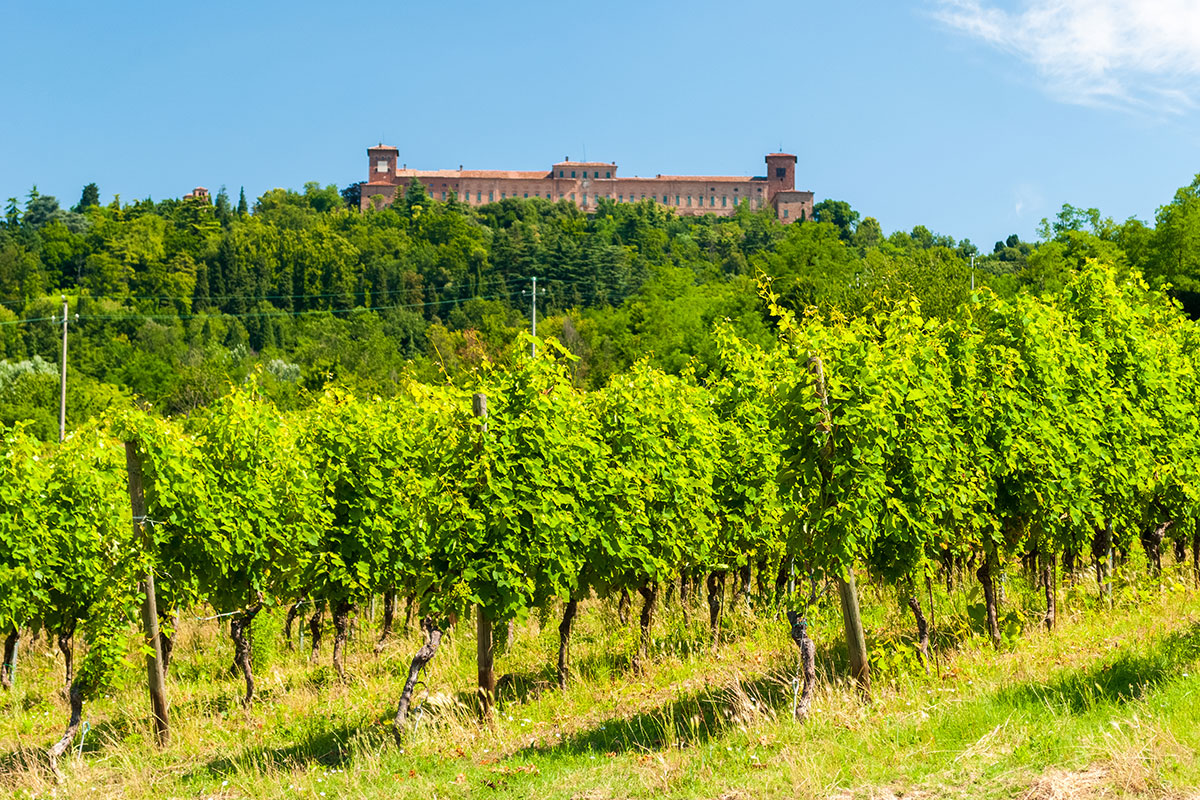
1,630,18,689
1104,517,1114,604
477,608,496,719
125,441,169,746
808,354,871,701
472,392,497,720
837,570,871,699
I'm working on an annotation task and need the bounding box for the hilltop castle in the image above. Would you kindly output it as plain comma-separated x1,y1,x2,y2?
359,146,813,223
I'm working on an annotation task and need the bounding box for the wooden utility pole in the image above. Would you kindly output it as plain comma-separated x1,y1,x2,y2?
808,355,871,701
125,441,169,746
472,393,497,720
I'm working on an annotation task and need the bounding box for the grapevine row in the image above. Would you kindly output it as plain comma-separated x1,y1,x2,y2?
2,260,1198,760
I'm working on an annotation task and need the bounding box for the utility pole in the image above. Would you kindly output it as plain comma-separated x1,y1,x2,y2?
58,296,68,442
530,276,538,357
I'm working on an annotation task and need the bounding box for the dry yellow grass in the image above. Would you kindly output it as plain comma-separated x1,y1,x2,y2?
1,575,1199,799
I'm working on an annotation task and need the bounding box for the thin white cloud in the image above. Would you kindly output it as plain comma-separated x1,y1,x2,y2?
933,0,1200,113
1013,182,1045,220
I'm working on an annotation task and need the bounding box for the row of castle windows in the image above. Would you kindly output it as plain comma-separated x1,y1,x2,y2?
560,169,612,178
378,188,805,217
422,189,757,208
390,191,810,216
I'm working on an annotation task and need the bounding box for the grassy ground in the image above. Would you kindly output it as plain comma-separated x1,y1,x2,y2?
3,566,1200,800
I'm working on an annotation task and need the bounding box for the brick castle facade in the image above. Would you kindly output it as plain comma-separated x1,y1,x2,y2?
360,146,813,223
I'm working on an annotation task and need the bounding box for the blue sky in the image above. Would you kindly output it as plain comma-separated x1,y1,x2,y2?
2,0,1198,250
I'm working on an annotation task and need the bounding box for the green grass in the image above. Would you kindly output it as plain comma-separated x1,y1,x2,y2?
3,566,1200,799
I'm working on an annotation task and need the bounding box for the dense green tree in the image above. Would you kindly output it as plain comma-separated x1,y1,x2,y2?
214,187,232,225
1148,175,1200,294
74,183,100,213
851,216,883,252
812,199,860,241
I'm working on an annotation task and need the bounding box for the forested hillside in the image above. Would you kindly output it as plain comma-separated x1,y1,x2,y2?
3,174,1200,439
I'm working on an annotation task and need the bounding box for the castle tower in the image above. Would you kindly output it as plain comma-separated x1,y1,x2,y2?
765,153,797,203
368,144,399,184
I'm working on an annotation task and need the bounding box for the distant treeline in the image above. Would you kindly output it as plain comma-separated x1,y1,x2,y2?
2,173,1199,438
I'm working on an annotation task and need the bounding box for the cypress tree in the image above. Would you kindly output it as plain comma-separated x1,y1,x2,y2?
193,260,211,312
75,183,100,212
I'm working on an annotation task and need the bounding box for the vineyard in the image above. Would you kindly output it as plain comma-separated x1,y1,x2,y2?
4,260,1200,797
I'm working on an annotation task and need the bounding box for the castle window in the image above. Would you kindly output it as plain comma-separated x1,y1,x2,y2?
570,193,575,202
594,171,599,178
687,196,692,206
524,192,528,198
546,193,551,199
783,209,789,218
571,170,576,178
606,171,611,178
662,195,668,204
559,170,563,177
595,194,600,204
733,197,738,206
477,191,482,202
710,196,715,207
722,197,727,207
776,168,787,178
619,195,623,202
488,191,493,201
441,192,446,200
501,192,506,199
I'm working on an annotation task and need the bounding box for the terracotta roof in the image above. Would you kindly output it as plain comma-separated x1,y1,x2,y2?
369,144,399,151
650,175,756,182
372,170,770,185
766,152,796,158
397,169,552,180
552,161,616,167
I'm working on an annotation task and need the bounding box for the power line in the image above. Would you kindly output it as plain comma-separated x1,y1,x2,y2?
0,275,528,308
125,275,529,303
0,276,620,328
0,292,513,327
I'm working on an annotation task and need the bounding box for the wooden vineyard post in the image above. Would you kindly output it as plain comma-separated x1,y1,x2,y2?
837,570,871,699
808,355,871,701
472,393,497,721
125,441,170,746
1104,517,1114,605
